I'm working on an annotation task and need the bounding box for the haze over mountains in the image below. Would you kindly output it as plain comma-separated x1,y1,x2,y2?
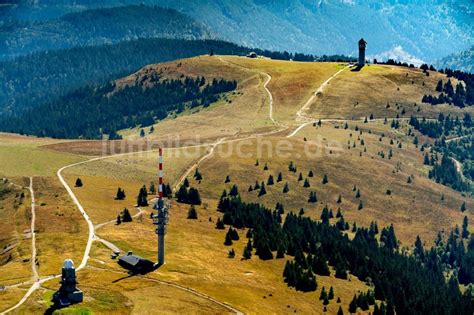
2,0,473,64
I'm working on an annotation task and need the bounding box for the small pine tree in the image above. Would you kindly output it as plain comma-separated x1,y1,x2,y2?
308,170,314,177
407,176,412,183
460,202,466,212
116,214,121,225
224,231,233,246
303,178,310,188
298,173,303,181
183,178,190,188
355,189,361,198
225,175,231,183
322,175,328,184
337,194,342,203
358,200,364,210
149,126,155,133
283,182,289,193
277,172,283,182
320,287,328,300
337,306,344,315
215,218,225,230
248,185,253,192
228,248,235,258
258,182,267,197
348,295,357,313
149,182,156,195
194,168,203,181
328,286,334,300
267,175,274,185
187,205,198,219
121,208,133,222
115,188,126,200
75,178,83,187
140,129,145,137
263,163,269,171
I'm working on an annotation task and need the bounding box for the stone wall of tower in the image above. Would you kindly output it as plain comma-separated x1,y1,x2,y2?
359,44,366,66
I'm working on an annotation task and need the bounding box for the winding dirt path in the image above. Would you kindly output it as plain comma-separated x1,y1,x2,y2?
28,177,38,282
287,66,348,138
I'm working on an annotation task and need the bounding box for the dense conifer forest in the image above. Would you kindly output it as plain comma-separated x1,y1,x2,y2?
409,114,473,192
422,69,474,108
0,75,237,139
217,192,474,314
0,5,210,60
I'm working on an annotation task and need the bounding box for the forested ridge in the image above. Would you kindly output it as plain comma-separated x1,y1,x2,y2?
0,76,237,139
0,38,252,114
409,114,473,192
217,193,474,314
0,5,211,60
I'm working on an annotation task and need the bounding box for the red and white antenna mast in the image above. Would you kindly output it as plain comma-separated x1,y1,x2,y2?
153,147,169,266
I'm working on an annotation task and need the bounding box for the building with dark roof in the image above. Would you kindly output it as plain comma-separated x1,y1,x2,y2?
118,252,155,274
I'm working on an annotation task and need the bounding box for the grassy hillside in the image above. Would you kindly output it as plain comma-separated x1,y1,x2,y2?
0,39,256,114
1,56,473,313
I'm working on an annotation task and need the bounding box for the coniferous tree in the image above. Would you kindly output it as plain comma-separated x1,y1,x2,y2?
277,172,283,182
188,187,201,205
137,185,149,206
115,187,126,200
243,241,252,259
225,175,231,183
358,200,364,210
228,248,235,258
328,286,335,300
116,214,121,225
187,205,198,219
258,182,266,197
248,185,253,192
175,184,188,203
303,178,310,188
183,178,190,188
224,230,233,246
337,194,342,203
308,170,314,177
322,175,328,184
121,208,133,222
267,175,274,185
140,128,145,137
337,306,344,315
215,217,225,230
320,287,328,300
229,184,239,196
298,172,303,181
462,216,469,239
194,168,202,181
164,184,172,198
149,182,156,195
283,183,289,193
263,163,269,171
75,178,83,187
460,202,466,212
348,295,357,313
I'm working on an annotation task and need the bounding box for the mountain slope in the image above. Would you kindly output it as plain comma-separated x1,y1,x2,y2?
0,5,211,59
437,46,474,73
5,1,473,62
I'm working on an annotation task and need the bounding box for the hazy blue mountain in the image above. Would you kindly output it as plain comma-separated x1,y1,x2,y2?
0,5,210,59
437,46,474,73
3,0,473,63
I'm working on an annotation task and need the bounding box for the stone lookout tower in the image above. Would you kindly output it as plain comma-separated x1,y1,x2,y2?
358,38,367,66
53,259,83,306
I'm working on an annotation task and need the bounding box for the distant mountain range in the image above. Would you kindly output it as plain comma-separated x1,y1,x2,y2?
436,46,474,73
0,5,210,59
3,0,473,63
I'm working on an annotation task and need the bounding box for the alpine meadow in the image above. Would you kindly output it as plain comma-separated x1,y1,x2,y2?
0,1,473,314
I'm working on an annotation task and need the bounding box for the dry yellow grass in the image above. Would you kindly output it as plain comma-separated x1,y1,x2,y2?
120,55,275,143
33,177,87,276
188,128,472,245
219,56,342,125
0,179,32,286
308,64,474,120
